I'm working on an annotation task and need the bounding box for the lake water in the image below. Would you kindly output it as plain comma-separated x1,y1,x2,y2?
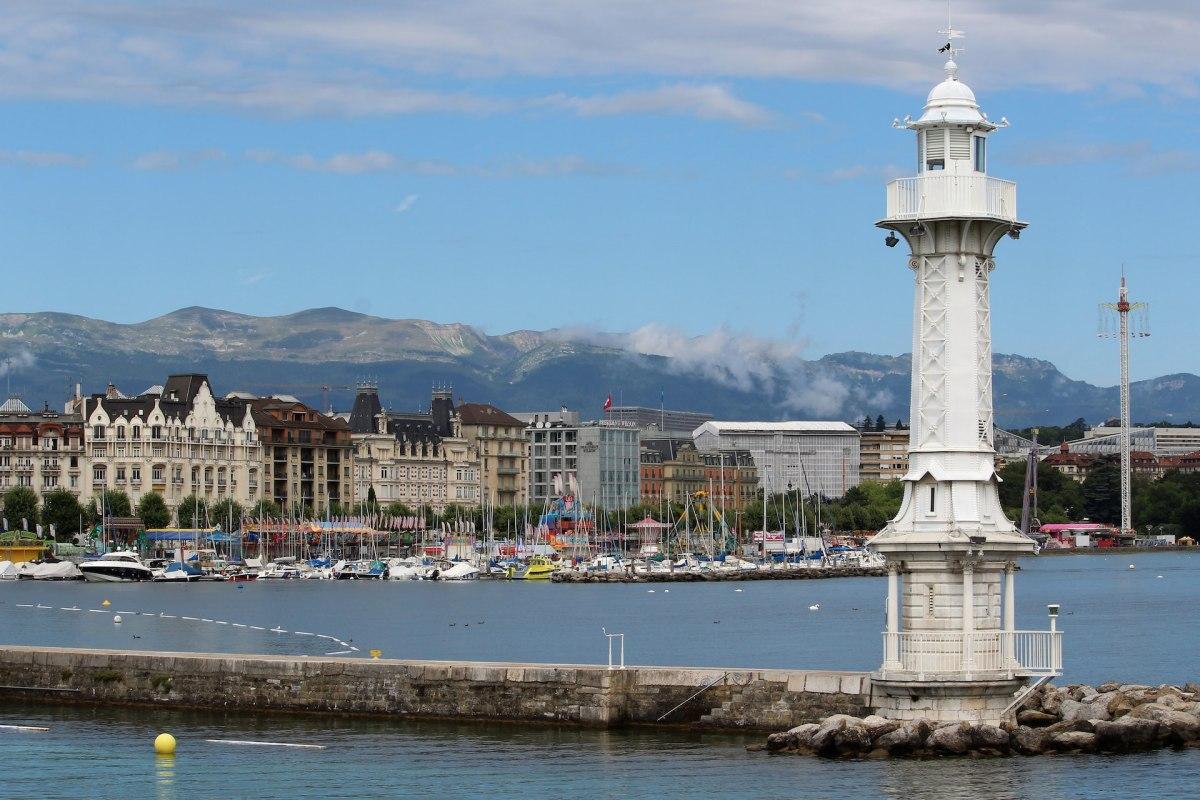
1,552,1198,798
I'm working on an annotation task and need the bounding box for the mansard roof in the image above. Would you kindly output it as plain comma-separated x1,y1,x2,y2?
457,402,523,428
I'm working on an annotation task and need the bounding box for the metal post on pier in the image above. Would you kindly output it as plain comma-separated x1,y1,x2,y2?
602,627,625,670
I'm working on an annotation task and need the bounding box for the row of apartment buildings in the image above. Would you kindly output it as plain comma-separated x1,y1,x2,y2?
5,374,1002,521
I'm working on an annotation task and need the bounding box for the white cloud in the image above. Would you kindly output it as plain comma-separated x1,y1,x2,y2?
555,323,879,418
1012,140,1200,176
394,194,419,213
0,150,86,167
543,84,771,125
245,149,636,178
0,2,1194,121
132,148,225,171
0,350,35,376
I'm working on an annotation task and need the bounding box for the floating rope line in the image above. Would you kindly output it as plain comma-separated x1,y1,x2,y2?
10,602,363,658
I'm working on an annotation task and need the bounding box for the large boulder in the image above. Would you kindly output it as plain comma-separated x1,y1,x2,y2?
1017,709,1059,728
1097,681,1121,694
1050,731,1098,752
1060,697,1112,723
1012,726,1049,755
927,722,973,755
860,715,901,740
968,723,1010,753
765,731,794,752
1092,717,1162,752
786,723,820,750
1128,704,1200,743
832,723,874,756
809,715,859,756
1040,689,1066,716
873,720,931,755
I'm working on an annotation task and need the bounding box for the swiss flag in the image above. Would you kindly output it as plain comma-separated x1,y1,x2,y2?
603,394,613,411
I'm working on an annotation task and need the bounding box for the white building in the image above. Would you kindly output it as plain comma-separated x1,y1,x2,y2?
868,34,1059,725
1083,426,1200,456
73,375,263,516
519,410,641,509
692,421,859,498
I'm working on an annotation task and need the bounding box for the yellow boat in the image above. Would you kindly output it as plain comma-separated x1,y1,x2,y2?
520,555,556,581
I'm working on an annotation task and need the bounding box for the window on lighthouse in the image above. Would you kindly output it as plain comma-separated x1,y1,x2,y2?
974,136,987,173
922,130,945,171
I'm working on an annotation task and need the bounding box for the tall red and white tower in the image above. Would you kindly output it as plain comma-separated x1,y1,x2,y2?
868,23,1061,724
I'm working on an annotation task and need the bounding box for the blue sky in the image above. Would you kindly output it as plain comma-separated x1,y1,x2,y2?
1,1,1198,386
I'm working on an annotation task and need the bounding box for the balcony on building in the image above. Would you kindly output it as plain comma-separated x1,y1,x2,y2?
879,629,1061,682
883,174,1017,222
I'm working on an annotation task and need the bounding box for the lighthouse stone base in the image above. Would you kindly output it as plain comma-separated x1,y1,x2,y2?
871,675,1027,726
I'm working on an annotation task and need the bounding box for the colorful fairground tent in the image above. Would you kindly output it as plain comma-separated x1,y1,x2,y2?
536,494,594,555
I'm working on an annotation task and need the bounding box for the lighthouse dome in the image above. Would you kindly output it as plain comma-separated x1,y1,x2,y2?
917,59,986,125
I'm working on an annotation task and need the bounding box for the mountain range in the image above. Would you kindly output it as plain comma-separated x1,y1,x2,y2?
0,306,1196,429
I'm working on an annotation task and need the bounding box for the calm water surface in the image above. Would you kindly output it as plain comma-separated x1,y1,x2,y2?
0,552,1197,798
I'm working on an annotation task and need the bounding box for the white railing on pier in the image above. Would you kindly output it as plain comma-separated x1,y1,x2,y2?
882,630,1061,679
884,174,1017,221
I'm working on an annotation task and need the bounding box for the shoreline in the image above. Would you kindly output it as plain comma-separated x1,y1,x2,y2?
1034,545,1197,557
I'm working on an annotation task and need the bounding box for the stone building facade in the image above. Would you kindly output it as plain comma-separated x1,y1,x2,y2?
250,396,353,514
458,403,528,507
349,385,480,512
73,375,263,516
0,397,85,501
859,427,910,483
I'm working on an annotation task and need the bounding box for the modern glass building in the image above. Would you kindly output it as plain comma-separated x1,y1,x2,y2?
692,421,860,498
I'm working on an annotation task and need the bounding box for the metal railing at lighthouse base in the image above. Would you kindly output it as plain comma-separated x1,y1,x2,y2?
881,630,1062,681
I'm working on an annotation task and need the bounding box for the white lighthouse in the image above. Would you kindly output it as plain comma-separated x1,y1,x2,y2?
869,31,1062,724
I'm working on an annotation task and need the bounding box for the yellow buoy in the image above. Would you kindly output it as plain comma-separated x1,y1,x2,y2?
154,732,176,755
369,649,382,659
101,599,111,607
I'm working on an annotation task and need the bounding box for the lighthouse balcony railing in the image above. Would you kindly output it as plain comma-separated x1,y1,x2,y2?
885,174,1017,221
883,630,1061,679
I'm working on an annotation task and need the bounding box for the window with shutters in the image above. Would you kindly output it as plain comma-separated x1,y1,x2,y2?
924,129,945,171
949,128,971,160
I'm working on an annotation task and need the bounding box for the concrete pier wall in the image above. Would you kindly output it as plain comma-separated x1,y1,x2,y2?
0,646,870,732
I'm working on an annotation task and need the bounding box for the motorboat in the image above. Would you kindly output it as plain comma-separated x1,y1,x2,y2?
333,559,386,580
0,560,17,580
432,560,480,581
258,561,306,580
519,555,556,581
385,557,425,580
152,561,204,582
79,551,155,582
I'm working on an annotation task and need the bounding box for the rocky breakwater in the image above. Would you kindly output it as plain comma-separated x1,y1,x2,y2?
552,566,886,584
755,681,1200,758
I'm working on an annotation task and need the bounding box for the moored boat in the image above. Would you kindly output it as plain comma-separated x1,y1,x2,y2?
79,551,155,583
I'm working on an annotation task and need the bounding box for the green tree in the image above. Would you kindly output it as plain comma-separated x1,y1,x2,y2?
177,495,208,527
384,502,414,517
210,499,244,532
249,499,281,519
1081,460,1121,524
99,489,132,518
861,415,872,431
2,486,39,530
874,414,886,432
366,486,378,509
41,489,84,540
136,492,171,529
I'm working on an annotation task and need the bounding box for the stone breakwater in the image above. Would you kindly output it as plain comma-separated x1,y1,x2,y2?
551,566,886,584
0,646,870,731
757,681,1200,758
